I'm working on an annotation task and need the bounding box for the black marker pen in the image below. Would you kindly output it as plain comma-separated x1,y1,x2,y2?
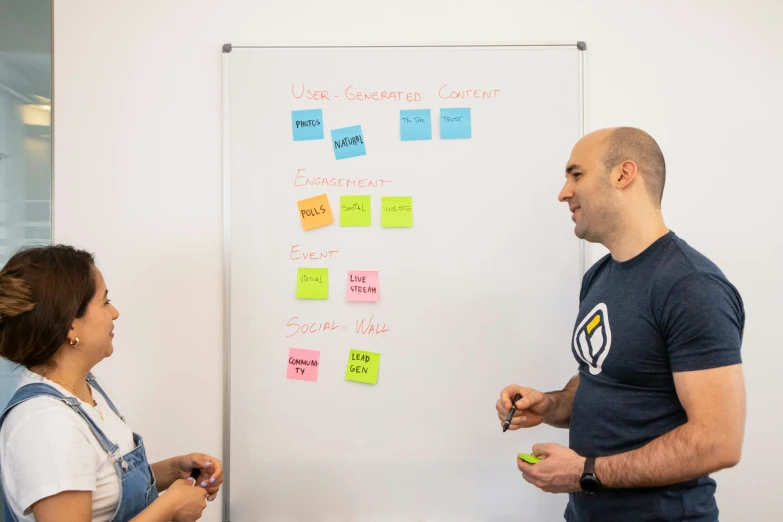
502,392,523,432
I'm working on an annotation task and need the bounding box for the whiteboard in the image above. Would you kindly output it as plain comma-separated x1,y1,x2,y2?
223,44,586,522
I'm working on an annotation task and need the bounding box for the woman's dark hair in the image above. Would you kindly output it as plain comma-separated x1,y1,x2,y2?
0,245,96,369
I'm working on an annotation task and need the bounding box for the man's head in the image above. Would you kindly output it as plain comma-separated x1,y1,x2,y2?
558,127,666,244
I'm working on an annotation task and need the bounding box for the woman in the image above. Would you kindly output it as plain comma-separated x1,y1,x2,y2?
0,245,223,521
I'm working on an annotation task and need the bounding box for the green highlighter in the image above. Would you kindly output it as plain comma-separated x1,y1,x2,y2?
518,453,541,464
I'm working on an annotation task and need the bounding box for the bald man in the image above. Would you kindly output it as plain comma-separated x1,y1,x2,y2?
496,128,745,522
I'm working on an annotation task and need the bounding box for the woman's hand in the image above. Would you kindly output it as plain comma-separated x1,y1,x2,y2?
158,479,208,522
129,479,206,522
175,453,224,502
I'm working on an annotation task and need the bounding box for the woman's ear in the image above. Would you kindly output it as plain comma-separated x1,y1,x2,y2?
66,323,80,346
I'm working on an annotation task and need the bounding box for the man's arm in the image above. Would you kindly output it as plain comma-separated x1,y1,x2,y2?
595,364,745,488
543,375,579,429
497,375,579,430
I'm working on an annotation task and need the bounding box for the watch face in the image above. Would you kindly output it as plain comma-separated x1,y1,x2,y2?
580,475,601,494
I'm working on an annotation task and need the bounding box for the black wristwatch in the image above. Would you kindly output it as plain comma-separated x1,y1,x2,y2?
580,457,602,494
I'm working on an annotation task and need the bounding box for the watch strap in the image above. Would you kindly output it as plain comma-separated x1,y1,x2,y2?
584,457,596,476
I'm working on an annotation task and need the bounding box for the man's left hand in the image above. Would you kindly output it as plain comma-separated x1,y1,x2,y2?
517,443,585,494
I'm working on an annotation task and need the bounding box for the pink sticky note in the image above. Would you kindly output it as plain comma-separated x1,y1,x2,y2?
347,271,379,302
286,348,320,382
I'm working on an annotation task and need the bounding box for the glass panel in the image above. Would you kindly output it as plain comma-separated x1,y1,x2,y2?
0,1,52,515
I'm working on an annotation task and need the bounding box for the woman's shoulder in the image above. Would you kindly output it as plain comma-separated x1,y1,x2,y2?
0,382,104,518
1,371,93,444
1,392,91,442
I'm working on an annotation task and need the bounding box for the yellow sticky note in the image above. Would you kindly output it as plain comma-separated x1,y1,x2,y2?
297,268,328,299
381,196,413,228
297,194,334,231
345,349,380,385
340,195,371,227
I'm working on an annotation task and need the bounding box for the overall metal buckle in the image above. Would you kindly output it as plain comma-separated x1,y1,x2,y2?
111,447,128,471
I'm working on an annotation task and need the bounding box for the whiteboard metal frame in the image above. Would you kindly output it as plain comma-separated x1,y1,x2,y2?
220,42,587,522
221,48,232,522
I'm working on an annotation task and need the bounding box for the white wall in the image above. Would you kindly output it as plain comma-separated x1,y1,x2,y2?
53,1,783,521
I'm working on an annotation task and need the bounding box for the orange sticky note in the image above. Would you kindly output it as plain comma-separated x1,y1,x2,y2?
297,194,334,231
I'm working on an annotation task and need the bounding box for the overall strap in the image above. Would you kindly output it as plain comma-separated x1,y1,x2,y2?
2,498,14,522
86,372,125,422
0,383,119,457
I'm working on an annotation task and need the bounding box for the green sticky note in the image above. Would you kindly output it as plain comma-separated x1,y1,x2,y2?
381,196,413,228
340,195,371,226
345,349,380,384
518,453,541,464
296,268,328,299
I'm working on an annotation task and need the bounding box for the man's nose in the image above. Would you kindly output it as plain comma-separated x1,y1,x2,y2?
558,182,572,202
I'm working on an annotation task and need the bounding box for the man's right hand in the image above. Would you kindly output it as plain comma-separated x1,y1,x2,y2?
496,385,554,430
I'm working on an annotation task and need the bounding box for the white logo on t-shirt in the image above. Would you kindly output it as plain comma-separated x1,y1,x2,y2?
573,303,612,375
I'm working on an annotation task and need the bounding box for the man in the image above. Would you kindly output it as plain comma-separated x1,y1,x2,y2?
496,127,745,522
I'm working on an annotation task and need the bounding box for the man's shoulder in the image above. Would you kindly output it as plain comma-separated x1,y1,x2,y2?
653,233,738,296
649,234,744,331
665,234,725,275
579,233,741,302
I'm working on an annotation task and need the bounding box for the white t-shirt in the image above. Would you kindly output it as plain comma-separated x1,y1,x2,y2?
0,369,136,521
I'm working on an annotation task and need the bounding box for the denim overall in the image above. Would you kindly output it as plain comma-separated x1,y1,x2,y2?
0,373,158,521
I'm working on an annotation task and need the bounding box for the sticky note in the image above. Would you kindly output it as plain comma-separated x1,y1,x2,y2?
439,108,472,139
297,268,328,299
331,125,366,160
291,109,324,141
518,453,541,464
345,349,380,385
340,195,371,227
381,196,413,228
287,348,320,382
297,194,334,231
347,271,379,302
400,109,432,141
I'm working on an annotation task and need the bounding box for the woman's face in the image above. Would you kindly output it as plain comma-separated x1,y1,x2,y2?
70,267,120,361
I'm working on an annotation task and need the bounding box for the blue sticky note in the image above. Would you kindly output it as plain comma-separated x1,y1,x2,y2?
439,108,472,139
292,109,324,141
331,125,366,160
400,109,432,141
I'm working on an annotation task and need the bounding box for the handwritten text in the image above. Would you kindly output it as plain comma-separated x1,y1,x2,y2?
439,85,501,99
356,314,390,335
286,317,340,337
295,168,391,189
290,245,339,261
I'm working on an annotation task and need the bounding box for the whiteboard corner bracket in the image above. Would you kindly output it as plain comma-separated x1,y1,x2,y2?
577,41,587,51
223,43,233,53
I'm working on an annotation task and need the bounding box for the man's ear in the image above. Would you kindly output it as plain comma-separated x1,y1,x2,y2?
614,160,638,190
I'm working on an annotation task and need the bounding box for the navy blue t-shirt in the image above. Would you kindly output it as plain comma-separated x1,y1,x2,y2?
565,231,744,522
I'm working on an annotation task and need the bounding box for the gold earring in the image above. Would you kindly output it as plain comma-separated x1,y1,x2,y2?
69,337,79,347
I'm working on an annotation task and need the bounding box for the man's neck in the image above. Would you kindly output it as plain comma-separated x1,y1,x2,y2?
604,211,670,262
